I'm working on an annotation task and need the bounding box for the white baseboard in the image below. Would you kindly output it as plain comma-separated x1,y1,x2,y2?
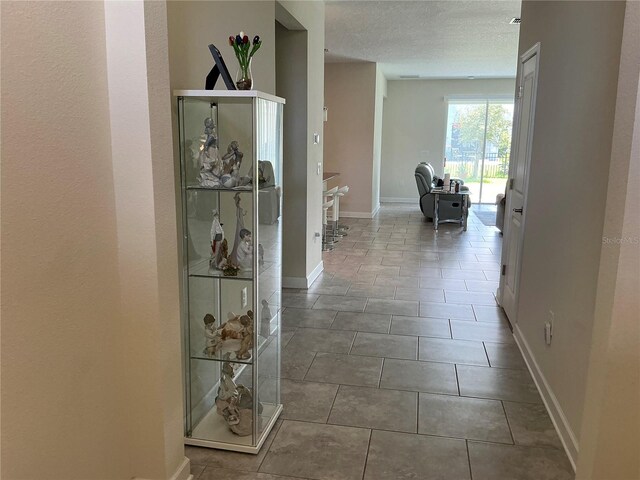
513,325,579,471
371,203,381,217
135,456,192,480
170,457,192,480
307,260,324,287
283,261,324,289
380,197,416,203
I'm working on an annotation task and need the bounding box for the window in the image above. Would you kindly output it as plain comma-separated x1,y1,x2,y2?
444,98,514,204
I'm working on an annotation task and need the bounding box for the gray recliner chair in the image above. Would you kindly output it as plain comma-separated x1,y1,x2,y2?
415,162,470,222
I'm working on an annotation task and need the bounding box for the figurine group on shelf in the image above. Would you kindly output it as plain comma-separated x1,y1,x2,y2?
197,117,251,189
215,361,262,436
204,310,264,436
203,310,254,361
208,193,261,276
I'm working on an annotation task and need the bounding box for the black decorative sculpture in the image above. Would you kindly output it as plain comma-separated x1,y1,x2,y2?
205,44,236,90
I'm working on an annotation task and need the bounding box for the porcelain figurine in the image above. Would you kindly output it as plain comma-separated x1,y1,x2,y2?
220,141,244,188
260,299,272,338
215,363,262,437
197,117,223,188
208,209,227,272
202,310,253,360
203,313,218,356
229,193,253,270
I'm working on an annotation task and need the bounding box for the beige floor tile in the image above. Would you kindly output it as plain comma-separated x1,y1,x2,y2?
457,364,542,403
198,467,305,480
364,430,470,480
286,328,355,354
390,315,451,338
418,337,489,366
420,302,475,320
450,319,513,343
346,283,396,299
395,287,446,302
445,290,497,306
281,379,339,423
485,342,527,369
351,332,418,360
305,352,383,387
365,298,419,316
380,358,458,395
260,421,370,480
330,311,391,334
418,393,512,443
504,402,564,449
473,304,508,322
328,385,418,433
281,347,316,380
281,292,319,308
468,442,573,480
312,294,367,312
281,308,337,329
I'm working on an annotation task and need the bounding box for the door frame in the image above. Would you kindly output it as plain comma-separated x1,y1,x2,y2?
498,42,541,323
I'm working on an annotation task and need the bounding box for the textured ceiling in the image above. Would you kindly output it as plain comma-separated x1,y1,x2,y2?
325,0,521,79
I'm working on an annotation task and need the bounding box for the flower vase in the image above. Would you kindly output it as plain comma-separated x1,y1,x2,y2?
235,59,253,90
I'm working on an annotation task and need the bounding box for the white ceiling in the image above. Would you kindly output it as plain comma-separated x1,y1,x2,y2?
325,0,521,79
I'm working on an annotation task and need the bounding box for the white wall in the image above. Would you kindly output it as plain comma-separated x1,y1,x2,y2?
576,2,640,478
276,21,308,281
324,62,378,216
278,1,325,284
1,1,187,479
511,0,627,469
372,66,387,214
381,78,516,202
167,1,276,93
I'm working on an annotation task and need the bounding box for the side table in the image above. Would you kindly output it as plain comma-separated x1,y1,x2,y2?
432,190,471,232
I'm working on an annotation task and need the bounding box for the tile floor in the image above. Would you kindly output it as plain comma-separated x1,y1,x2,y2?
186,204,574,480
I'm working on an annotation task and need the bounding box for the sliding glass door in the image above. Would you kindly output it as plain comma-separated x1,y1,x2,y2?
444,99,514,204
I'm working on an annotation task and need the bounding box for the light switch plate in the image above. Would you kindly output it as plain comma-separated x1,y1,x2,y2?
313,133,320,144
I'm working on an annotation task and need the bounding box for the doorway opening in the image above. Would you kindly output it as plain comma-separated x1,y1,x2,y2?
444,98,515,204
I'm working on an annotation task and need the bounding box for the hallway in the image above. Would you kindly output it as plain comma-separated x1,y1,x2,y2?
186,204,574,480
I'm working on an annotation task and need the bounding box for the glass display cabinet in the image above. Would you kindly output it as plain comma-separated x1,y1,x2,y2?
175,91,284,453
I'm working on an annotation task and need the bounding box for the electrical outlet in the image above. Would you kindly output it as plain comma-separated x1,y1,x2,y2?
241,287,247,308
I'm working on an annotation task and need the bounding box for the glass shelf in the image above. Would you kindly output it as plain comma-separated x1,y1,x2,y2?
186,184,252,192
190,327,278,365
188,259,276,280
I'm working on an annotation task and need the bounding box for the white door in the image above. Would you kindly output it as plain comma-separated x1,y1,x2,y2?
499,44,540,323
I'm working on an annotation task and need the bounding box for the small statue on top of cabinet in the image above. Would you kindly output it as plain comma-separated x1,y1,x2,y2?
197,117,224,188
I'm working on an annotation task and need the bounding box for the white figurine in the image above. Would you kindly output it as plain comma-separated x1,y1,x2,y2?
208,209,227,272
197,118,223,188
229,193,253,270
220,141,244,188
260,299,272,338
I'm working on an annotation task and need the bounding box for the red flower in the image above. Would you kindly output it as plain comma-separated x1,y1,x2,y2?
243,35,249,44
228,36,234,46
